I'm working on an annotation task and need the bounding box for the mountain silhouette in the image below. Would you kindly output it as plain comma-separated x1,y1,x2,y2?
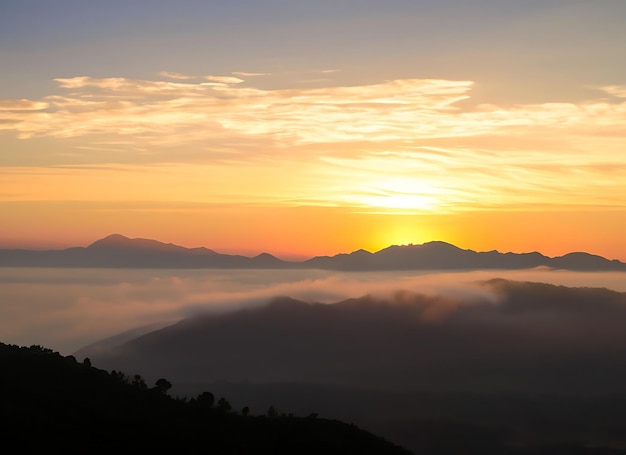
1,234,625,271
77,280,626,453
303,241,550,270
89,233,218,254
0,234,284,268
79,280,626,395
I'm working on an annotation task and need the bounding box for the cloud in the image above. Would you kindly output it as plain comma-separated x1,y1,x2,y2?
232,71,270,77
2,74,626,212
0,99,49,111
3,74,624,152
601,85,626,98
205,75,244,84
73,275,626,397
3,267,626,356
0,75,476,153
159,71,195,80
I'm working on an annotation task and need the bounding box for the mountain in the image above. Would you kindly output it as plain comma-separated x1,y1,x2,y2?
89,233,217,254
79,280,626,395
303,241,554,270
1,235,626,271
76,280,626,453
0,234,288,268
0,342,409,454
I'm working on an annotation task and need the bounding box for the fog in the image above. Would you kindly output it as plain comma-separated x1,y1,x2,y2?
2,266,626,355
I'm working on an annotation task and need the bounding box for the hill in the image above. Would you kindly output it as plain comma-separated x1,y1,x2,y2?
0,342,409,454
79,280,626,394
77,280,626,454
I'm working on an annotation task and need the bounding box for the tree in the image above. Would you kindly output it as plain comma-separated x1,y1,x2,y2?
241,406,250,417
154,378,172,394
197,391,215,407
111,370,129,383
217,397,232,412
132,374,147,390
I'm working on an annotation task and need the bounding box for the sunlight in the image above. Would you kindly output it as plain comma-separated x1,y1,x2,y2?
358,178,444,212
362,194,438,211
370,222,435,251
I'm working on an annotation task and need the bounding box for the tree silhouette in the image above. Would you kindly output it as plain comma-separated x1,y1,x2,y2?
154,378,172,394
132,374,147,389
217,397,232,412
197,391,215,407
0,342,412,454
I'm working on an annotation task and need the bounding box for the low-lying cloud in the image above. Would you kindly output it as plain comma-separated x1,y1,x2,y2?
2,267,626,355
70,275,626,398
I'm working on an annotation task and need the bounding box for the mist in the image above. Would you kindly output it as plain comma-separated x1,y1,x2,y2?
5,266,626,452
2,266,626,355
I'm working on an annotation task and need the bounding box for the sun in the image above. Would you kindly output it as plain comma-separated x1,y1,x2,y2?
357,178,444,213
364,218,437,252
362,193,439,211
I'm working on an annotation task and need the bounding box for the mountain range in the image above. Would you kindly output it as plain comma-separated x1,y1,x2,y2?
2,233,626,271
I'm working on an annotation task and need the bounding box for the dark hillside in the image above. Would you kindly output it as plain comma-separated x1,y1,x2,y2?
0,343,409,454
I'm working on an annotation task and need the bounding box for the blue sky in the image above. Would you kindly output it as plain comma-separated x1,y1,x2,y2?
3,0,625,101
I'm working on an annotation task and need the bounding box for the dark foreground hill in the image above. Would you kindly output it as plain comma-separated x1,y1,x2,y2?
0,343,409,454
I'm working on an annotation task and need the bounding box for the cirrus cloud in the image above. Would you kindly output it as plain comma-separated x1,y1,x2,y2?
2,73,626,213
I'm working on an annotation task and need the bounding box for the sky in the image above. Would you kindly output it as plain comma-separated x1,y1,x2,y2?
2,0,626,259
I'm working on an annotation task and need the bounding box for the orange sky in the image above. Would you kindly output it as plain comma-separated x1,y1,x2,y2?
3,199,626,261
2,2,626,260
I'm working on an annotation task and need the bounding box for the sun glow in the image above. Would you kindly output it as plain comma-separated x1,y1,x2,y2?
357,178,444,212
367,217,439,252
362,194,439,211
2,69,626,259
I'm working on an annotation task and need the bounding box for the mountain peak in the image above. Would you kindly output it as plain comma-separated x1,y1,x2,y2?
350,249,373,256
88,234,184,252
88,234,133,248
378,241,463,254
421,240,461,248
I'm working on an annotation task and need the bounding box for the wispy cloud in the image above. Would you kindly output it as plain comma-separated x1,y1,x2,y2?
205,75,244,84
602,85,626,98
0,99,49,111
4,75,624,151
1,74,626,212
232,71,270,77
159,71,196,80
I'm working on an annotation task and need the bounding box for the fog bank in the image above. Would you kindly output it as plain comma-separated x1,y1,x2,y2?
1,267,626,354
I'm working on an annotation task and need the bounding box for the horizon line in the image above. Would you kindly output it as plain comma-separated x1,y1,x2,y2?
0,232,615,263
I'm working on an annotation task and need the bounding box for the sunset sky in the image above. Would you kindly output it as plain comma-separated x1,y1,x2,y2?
2,1,626,259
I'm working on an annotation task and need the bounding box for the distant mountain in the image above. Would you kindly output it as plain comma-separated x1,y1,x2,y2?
89,233,218,254
0,234,287,268
303,241,552,270
1,234,626,271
